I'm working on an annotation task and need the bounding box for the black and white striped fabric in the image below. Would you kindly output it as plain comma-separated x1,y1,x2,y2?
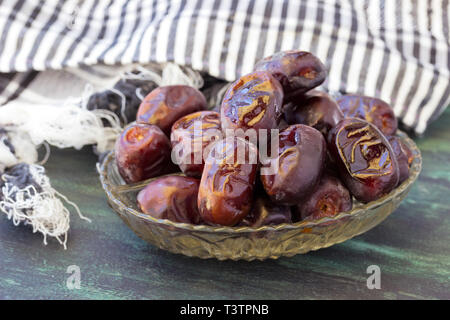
0,0,449,134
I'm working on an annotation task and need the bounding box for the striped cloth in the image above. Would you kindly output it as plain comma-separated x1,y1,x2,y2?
0,0,449,134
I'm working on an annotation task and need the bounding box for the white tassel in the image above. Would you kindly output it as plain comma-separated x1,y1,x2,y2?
0,164,91,249
0,101,121,153
123,62,204,89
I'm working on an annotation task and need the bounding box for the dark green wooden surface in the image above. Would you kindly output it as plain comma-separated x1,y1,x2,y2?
1,110,449,300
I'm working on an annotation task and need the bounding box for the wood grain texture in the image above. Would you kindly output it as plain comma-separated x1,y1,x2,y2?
0,109,449,300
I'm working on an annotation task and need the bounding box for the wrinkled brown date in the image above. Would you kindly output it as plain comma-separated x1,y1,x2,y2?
388,136,412,185
327,118,399,203
261,124,326,205
137,176,202,224
198,137,258,226
254,50,326,100
221,71,283,133
137,85,207,135
239,197,292,227
115,123,174,183
284,90,344,136
337,94,398,136
295,174,352,221
171,111,222,178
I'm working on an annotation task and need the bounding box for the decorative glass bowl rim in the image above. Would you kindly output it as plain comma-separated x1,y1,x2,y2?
99,130,422,234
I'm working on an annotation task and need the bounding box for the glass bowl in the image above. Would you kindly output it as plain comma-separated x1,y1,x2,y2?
98,131,422,261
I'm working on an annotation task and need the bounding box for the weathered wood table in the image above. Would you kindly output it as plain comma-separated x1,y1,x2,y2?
1,109,449,300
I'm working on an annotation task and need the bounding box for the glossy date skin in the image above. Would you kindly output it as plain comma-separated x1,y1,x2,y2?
171,111,222,178
221,71,284,133
198,137,258,226
254,50,326,100
115,123,174,183
327,118,400,203
295,174,352,221
337,94,398,136
261,124,326,205
239,197,292,227
284,90,344,136
137,85,207,135
137,176,202,224
388,136,412,185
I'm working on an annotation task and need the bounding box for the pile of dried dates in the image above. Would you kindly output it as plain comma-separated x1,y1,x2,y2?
114,50,414,227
